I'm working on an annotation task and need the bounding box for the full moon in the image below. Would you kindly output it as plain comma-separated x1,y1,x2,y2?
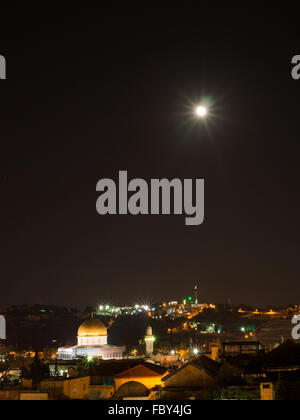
196,106,208,118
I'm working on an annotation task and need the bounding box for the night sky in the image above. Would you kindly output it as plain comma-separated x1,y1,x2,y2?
1,5,300,309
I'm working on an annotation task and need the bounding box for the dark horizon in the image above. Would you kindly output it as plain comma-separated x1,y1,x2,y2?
1,5,300,309
1,298,299,314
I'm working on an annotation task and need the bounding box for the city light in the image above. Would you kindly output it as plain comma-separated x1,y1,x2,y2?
145,336,155,342
196,105,208,118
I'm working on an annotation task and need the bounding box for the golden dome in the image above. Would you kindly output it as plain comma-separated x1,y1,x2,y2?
77,316,107,337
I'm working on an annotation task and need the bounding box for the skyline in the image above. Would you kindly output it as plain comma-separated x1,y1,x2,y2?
1,6,300,308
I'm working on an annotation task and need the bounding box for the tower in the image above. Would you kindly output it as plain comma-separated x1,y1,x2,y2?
193,285,198,305
144,325,155,355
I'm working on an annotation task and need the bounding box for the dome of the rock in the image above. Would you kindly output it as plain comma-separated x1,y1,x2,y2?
77,316,107,337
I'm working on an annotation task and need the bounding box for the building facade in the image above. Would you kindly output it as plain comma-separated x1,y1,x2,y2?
58,315,125,361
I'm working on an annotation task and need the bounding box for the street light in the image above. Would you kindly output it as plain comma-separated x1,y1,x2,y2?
195,105,208,118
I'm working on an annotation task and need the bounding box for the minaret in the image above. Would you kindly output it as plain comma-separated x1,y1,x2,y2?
0,315,5,340
144,325,155,355
194,285,198,305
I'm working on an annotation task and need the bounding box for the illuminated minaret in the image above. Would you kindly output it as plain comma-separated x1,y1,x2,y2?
144,325,155,355
194,285,198,305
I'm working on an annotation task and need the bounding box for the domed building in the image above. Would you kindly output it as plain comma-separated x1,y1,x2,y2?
58,315,125,360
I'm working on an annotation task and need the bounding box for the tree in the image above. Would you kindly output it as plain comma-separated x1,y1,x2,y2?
0,361,12,388
28,351,50,386
54,358,59,377
76,356,100,376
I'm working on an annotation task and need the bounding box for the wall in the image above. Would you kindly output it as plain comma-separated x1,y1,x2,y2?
40,379,64,398
163,364,215,388
0,390,20,400
63,376,114,400
115,375,163,392
88,385,114,399
20,393,48,400
63,376,90,399
78,336,107,346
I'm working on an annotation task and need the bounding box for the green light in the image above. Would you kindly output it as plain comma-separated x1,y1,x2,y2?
188,297,192,301
145,336,155,342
